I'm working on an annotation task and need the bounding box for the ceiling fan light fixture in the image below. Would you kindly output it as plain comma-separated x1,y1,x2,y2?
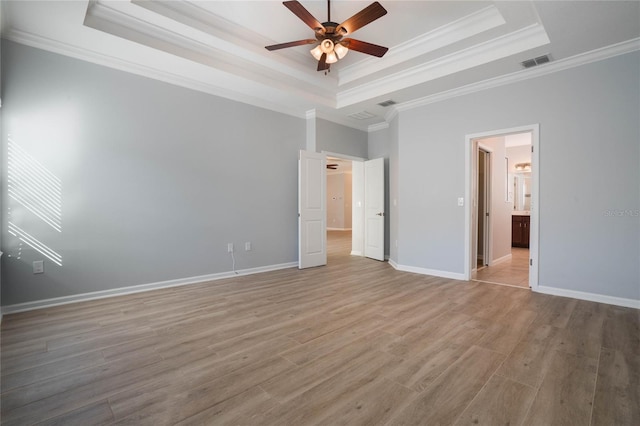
269,0,388,72
334,42,348,59
320,38,334,54
310,45,323,60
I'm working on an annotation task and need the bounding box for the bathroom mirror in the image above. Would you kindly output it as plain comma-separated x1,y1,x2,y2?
513,173,531,211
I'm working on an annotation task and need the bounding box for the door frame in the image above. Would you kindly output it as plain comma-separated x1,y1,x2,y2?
321,151,366,258
464,124,540,290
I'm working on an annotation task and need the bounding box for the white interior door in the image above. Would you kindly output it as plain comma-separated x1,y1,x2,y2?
364,157,385,261
298,150,327,269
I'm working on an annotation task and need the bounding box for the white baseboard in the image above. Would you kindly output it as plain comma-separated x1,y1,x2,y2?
490,253,512,266
389,260,466,281
327,227,352,231
536,285,640,309
2,262,298,314
350,250,363,256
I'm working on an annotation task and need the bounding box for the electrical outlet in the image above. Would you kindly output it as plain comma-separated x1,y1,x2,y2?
245,242,251,251
227,243,234,253
33,260,44,274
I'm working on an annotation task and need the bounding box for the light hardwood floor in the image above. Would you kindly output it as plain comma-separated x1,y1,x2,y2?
475,248,530,288
1,231,638,425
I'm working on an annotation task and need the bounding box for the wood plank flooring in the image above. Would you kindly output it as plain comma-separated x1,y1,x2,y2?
1,230,638,425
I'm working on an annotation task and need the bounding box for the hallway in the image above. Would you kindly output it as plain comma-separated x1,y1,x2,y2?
327,230,352,256
474,248,530,288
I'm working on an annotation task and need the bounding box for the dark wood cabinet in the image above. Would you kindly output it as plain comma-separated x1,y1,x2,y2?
512,215,530,248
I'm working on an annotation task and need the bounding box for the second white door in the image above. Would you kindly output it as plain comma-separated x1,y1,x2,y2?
364,158,385,261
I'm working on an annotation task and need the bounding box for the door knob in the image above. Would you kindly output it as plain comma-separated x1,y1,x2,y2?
376,212,385,216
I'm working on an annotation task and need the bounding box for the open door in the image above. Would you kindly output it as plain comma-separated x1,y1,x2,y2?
477,148,491,267
364,157,385,261
298,150,327,269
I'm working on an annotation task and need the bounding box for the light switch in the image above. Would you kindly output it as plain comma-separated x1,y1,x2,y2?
33,260,44,274
457,197,464,206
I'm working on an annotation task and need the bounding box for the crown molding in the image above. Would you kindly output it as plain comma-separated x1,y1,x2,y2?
385,107,399,124
2,29,377,132
84,0,333,105
119,0,328,86
3,29,313,120
336,23,550,108
368,122,390,133
305,109,316,120
315,109,373,132
338,5,505,86
394,37,640,113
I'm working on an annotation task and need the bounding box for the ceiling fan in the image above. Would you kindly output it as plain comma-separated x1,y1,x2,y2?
265,0,389,73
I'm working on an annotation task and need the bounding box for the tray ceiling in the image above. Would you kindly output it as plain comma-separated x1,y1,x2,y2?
2,1,639,130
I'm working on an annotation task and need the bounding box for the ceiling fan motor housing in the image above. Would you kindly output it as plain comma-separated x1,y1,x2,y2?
317,22,344,42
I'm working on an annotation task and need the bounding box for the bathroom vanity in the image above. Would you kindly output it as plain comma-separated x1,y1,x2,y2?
512,213,530,248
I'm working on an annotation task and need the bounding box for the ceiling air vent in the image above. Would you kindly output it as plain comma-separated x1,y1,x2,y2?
521,54,551,68
377,99,397,107
348,111,376,120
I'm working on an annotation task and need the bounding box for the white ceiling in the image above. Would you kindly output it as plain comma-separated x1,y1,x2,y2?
2,1,639,130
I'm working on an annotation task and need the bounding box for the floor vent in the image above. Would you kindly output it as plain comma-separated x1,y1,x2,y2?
522,54,551,68
377,99,397,107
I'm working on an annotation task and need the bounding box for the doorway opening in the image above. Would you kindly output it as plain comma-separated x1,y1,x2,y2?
326,155,354,258
323,152,385,263
298,150,385,269
464,125,539,290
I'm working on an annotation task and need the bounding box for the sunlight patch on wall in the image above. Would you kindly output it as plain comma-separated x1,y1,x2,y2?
7,137,63,266
8,222,63,266
8,137,62,232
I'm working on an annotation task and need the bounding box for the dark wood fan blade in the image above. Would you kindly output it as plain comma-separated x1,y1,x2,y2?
341,38,388,57
284,1,325,33
265,39,317,51
317,52,330,71
336,2,387,35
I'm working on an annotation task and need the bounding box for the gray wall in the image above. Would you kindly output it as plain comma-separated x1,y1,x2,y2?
316,118,368,159
1,40,306,306
3,40,637,307
395,51,640,301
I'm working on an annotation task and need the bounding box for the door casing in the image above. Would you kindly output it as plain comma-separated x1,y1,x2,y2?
464,124,539,289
